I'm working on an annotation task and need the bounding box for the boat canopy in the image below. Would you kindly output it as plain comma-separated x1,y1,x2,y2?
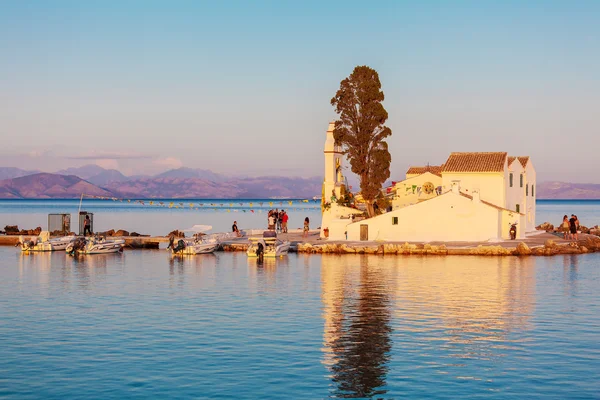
182,225,213,233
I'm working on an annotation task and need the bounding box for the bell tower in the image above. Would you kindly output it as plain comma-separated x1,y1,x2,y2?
323,122,344,205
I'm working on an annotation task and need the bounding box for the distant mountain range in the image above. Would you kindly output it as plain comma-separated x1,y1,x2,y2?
0,165,599,199
0,166,322,199
535,181,600,199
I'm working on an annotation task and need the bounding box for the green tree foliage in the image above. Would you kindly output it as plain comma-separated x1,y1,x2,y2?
330,66,392,217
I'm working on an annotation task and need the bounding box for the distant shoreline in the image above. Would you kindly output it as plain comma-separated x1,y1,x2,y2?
0,198,599,201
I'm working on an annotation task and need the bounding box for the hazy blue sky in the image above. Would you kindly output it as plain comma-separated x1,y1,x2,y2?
1,1,598,182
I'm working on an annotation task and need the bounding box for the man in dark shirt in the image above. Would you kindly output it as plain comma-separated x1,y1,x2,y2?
232,221,240,237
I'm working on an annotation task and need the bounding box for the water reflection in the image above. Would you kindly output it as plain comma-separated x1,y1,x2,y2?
247,256,290,294
562,254,579,299
321,255,392,398
392,256,536,364
320,255,537,395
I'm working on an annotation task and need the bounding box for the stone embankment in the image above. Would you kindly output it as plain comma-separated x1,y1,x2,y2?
222,234,600,256
293,236,600,256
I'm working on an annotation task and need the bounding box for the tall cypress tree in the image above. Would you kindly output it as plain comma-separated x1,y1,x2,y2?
331,66,392,217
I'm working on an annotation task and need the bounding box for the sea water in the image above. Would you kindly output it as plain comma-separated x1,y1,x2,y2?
0,199,598,236
0,250,599,399
0,200,599,398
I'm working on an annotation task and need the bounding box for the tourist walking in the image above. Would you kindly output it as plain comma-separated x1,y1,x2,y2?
303,217,309,238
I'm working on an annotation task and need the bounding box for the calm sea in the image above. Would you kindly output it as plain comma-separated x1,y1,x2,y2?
0,200,599,399
0,199,598,236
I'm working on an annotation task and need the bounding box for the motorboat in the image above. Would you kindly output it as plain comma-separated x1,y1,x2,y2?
17,231,76,252
246,230,290,258
66,236,125,255
167,235,219,255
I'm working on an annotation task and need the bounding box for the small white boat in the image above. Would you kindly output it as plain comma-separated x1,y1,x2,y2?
167,236,219,255
66,236,125,255
247,231,290,258
18,231,76,252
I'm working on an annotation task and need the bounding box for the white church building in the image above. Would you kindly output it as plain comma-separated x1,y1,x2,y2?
320,123,537,243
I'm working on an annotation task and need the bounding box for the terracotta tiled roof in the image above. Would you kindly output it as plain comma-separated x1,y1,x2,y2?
442,152,507,173
517,156,530,168
508,156,516,165
406,165,442,177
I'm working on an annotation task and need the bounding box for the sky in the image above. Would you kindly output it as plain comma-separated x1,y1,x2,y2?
0,1,599,182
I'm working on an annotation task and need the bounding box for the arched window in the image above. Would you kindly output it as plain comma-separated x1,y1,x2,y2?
509,173,513,187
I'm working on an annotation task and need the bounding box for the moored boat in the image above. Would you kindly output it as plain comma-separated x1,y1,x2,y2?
167,236,219,255
18,231,76,252
246,231,290,258
66,236,125,255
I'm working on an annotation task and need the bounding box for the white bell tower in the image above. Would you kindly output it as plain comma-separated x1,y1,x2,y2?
323,122,344,203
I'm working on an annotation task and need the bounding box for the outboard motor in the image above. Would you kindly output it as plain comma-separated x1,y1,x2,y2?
509,223,517,240
172,239,186,253
256,242,265,263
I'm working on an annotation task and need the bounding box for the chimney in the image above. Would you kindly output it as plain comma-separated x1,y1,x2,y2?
451,180,460,194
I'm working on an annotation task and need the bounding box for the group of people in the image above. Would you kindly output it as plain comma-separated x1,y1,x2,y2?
267,209,289,233
561,214,580,241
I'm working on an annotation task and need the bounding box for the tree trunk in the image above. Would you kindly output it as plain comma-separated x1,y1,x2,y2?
365,200,375,218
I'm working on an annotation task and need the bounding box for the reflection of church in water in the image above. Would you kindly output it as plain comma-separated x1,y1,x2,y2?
320,256,537,397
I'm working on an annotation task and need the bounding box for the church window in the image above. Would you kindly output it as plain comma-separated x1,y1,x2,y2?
526,184,528,196
520,174,523,187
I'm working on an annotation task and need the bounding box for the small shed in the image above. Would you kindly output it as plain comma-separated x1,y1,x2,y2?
48,213,71,234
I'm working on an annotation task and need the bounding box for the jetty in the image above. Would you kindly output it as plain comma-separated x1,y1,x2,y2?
3,228,600,256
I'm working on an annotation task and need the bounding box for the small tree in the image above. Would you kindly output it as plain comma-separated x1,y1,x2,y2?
330,65,392,217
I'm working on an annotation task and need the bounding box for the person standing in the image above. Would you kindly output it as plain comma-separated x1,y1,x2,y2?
303,217,309,238
83,215,92,236
282,211,289,233
276,209,282,232
562,215,570,240
268,213,276,231
569,214,578,241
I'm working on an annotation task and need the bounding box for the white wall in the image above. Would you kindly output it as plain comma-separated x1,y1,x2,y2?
392,172,442,209
524,162,536,232
321,204,364,239
346,191,501,242
505,159,523,214
442,172,506,208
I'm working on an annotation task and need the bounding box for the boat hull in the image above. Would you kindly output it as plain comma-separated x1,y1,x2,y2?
170,242,219,255
19,235,76,252
66,238,125,255
246,238,290,258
